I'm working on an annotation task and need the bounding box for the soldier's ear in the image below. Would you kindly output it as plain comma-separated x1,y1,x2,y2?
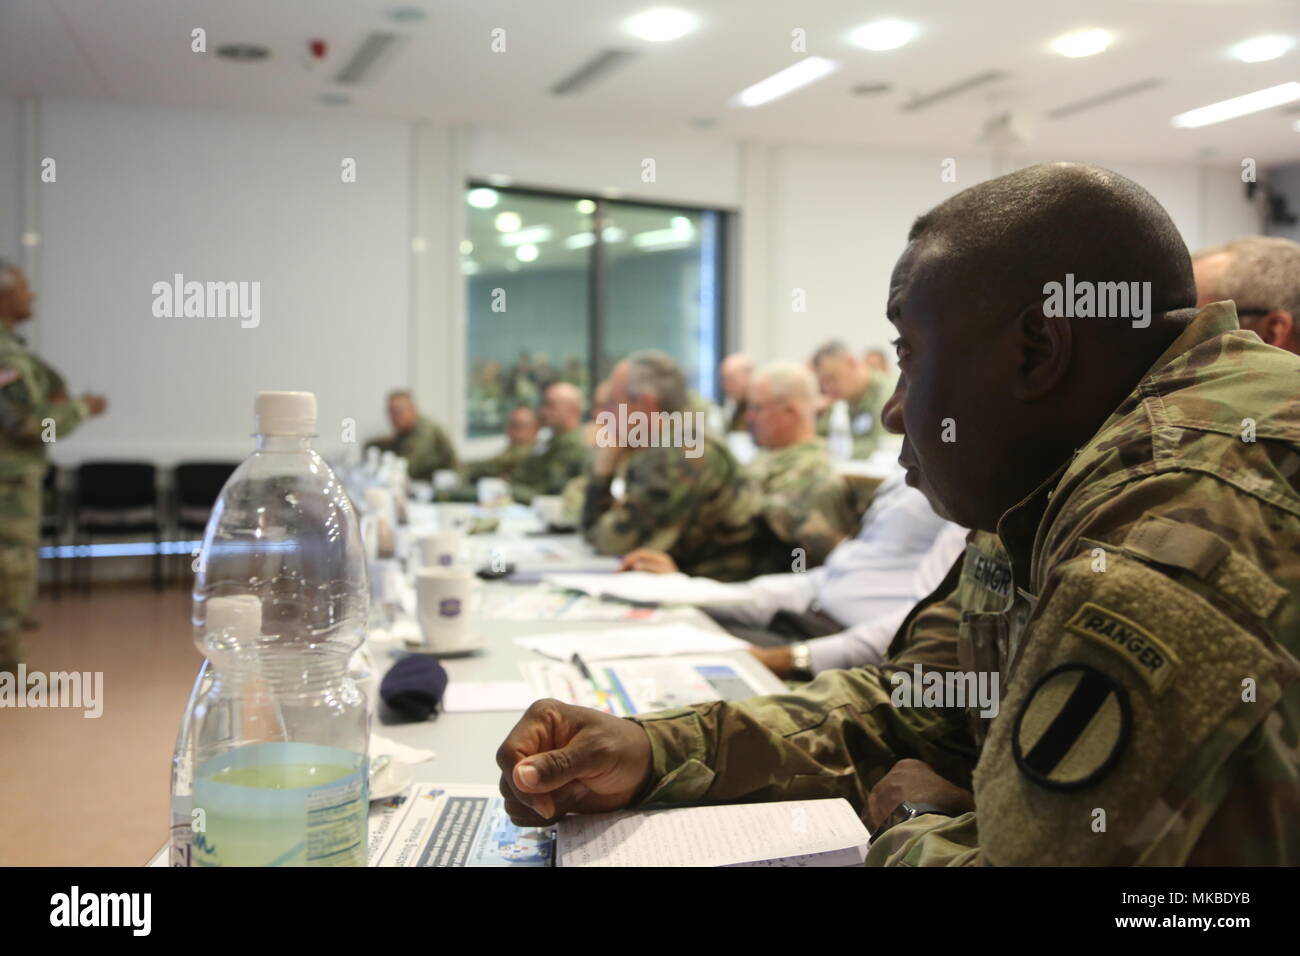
1011,303,1072,401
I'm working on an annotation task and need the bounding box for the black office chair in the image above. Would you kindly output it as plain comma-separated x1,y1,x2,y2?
172,461,238,583
72,461,163,592
39,464,67,598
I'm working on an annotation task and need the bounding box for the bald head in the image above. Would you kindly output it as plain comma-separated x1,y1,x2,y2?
720,353,754,402
1193,236,1300,354
887,162,1199,532
541,381,583,432
747,360,818,449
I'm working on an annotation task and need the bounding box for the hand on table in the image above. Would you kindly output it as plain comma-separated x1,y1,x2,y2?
619,548,678,574
864,758,974,832
496,698,654,826
748,645,795,678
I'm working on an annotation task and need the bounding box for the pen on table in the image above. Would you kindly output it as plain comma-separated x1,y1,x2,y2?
570,653,611,712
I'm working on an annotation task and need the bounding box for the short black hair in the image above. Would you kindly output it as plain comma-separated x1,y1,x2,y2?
908,163,1197,318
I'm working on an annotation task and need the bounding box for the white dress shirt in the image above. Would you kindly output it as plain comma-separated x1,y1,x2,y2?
712,472,967,673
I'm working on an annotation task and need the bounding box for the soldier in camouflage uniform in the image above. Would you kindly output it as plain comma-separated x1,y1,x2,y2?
0,262,106,672
582,351,781,582
495,164,1300,866
366,389,457,482
813,341,885,459
462,405,537,484
510,382,590,505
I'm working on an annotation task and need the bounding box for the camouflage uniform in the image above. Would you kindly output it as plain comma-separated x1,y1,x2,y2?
510,427,590,505
462,441,534,484
367,416,457,482
816,379,885,459
582,435,783,582
745,439,857,567
635,303,1300,865
630,553,978,807
0,326,89,668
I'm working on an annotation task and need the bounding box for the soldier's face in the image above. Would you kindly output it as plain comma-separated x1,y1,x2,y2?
885,240,1022,532
0,269,34,321
508,409,538,444
388,397,417,432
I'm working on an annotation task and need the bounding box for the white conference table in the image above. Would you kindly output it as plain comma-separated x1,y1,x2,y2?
147,502,781,865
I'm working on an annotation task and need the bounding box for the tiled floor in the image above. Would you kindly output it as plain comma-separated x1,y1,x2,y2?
0,583,201,866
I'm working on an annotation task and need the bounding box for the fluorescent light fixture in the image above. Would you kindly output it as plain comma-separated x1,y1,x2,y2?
499,225,553,247
1230,35,1294,63
1051,29,1113,58
575,199,596,214
850,19,917,52
494,211,522,232
602,226,626,243
467,188,499,208
515,244,539,262
564,232,596,249
733,57,840,107
633,229,693,249
459,240,473,255
627,8,697,42
1171,81,1300,128
462,260,479,275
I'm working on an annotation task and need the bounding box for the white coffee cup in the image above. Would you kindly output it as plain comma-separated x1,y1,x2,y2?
415,530,463,570
531,494,568,528
476,476,511,508
415,568,483,653
432,469,460,492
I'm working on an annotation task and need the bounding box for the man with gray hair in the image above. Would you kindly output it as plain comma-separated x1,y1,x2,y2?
583,349,782,581
624,359,862,573
718,352,754,432
812,339,886,458
1193,236,1300,355
0,260,107,673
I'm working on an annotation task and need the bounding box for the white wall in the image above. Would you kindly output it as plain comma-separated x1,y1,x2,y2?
0,96,1266,467
742,147,1263,363
30,99,413,465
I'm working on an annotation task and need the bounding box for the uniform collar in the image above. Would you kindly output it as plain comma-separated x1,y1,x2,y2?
991,301,1239,590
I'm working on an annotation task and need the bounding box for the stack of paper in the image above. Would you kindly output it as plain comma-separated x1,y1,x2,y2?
544,571,751,606
513,622,747,661
557,798,870,867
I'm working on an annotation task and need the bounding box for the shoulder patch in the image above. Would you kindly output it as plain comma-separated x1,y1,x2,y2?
1065,601,1180,694
1012,662,1131,791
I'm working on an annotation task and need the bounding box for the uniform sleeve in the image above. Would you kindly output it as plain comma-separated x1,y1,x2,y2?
0,356,88,445
629,586,976,814
433,423,458,472
582,453,688,557
969,540,1297,866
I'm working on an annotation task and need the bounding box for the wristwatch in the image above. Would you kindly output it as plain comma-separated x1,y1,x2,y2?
789,642,812,679
877,801,957,837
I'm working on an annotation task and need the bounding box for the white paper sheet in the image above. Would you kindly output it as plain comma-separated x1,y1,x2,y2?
544,571,752,606
557,798,869,867
513,622,747,661
441,680,538,713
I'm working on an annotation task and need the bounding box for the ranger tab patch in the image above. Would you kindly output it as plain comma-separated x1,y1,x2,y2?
1012,663,1131,791
1065,601,1179,694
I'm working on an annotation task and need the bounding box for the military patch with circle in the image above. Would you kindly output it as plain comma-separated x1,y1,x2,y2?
1011,663,1131,791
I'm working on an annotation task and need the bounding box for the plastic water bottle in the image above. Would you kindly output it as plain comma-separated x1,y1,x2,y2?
828,399,853,462
182,391,371,867
168,659,211,867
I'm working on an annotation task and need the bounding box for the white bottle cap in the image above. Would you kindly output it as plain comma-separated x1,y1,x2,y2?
205,594,263,643
255,391,317,435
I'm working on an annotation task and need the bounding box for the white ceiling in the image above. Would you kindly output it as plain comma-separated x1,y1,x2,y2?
2,0,1299,164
